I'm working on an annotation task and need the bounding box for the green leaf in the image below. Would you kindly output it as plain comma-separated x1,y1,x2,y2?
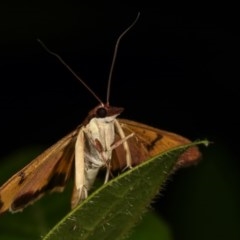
43,140,208,240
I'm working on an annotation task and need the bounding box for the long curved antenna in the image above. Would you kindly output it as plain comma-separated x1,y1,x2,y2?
37,39,103,105
106,12,140,104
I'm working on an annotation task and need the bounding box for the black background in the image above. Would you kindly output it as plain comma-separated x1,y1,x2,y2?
0,2,239,240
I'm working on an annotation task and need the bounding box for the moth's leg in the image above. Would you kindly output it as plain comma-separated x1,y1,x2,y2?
71,129,87,208
104,164,111,184
113,120,134,169
103,129,134,183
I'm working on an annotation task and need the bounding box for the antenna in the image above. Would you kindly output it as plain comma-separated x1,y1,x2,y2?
38,13,140,106
106,12,140,104
37,39,103,105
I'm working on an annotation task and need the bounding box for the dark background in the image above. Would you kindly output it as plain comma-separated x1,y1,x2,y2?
0,2,239,240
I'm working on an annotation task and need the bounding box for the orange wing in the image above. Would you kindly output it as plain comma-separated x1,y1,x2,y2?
112,119,201,170
0,129,78,214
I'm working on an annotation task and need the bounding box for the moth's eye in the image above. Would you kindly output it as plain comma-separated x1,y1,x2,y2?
96,107,107,118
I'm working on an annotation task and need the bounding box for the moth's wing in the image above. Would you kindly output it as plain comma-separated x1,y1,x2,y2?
112,119,201,170
0,129,79,213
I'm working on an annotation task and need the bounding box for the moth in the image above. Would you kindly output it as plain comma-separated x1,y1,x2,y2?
0,13,200,214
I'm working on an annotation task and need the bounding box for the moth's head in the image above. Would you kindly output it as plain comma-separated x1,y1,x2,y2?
83,104,124,125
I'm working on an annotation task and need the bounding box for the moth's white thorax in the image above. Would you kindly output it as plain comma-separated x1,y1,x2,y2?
83,114,118,167
73,113,120,200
